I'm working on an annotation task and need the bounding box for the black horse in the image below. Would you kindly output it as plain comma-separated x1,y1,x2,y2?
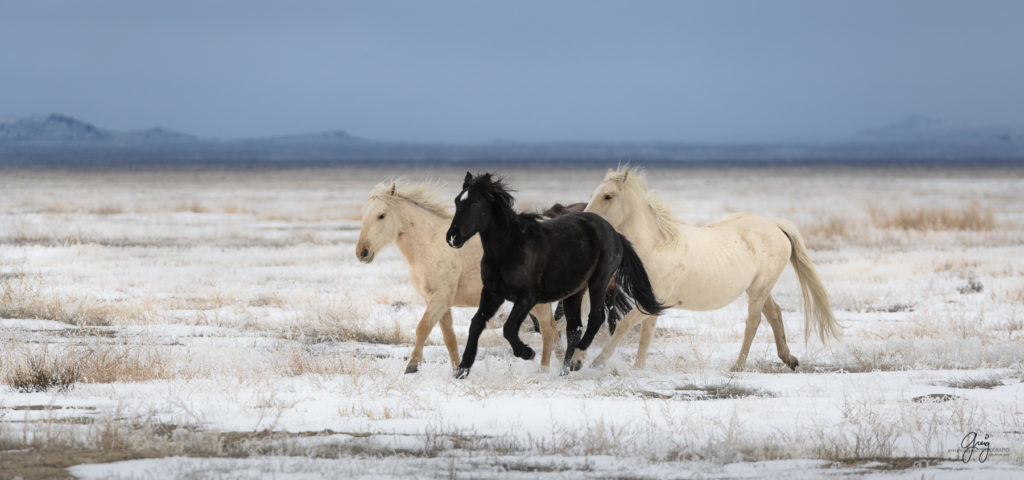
445,172,665,378
527,202,623,336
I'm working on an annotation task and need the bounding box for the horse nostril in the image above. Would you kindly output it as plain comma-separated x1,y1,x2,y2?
360,248,369,258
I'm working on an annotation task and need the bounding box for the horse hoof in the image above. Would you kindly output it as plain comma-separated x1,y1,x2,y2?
788,358,799,371
454,367,470,379
560,366,570,376
404,364,419,374
570,360,582,372
591,358,605,369
729,363,744,373
517,347,536,361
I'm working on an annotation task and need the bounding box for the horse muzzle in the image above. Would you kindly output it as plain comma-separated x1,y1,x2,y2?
446,231,465,249
356,246,375,263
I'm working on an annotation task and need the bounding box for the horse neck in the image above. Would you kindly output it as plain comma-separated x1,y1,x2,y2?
621,194,681,252
391,202,451,268
477,203,521,258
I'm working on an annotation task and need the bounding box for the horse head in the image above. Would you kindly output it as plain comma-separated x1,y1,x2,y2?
446,172,513,248
356,182,402,263
584,167,641,229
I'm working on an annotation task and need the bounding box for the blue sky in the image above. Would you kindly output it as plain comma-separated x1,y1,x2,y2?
2,1,1022,142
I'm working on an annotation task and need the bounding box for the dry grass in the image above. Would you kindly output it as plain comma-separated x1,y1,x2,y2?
275,302,411,345
275,344,370,377
3,344,82,392
802,212,866,248
0,275,151,326
870,202,997,231
2,340,179,391
957,276,984,294
944,375,1004,389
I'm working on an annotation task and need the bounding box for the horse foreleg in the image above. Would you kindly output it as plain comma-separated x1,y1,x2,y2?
591,308,644,368
531,303,557,370
455,289,504,379
763,295,798,370
502,297,538,361
406,299,450,374
731,294,768,372
634,314,658,370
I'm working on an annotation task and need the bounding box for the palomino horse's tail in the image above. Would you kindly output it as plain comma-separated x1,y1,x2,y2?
773,219,841,344
612,235,666,316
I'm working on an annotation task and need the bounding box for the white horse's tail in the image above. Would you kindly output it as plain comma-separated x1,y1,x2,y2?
774,219,841,344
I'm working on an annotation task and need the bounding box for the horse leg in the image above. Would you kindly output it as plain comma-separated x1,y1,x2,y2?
502,296,538,361
406,298,450,374
568,282,609,372
530,304,557,370
731,292,769,372
634,314,658,370
590,308,643,368
560,291,585,375
438,310,459,369
455,290,504,379
763,295,799,370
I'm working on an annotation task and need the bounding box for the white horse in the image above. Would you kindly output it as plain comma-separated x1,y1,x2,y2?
355,182,559,373
584,167,839,371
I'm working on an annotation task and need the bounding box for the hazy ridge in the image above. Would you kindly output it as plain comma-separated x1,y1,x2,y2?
2,113,1023,167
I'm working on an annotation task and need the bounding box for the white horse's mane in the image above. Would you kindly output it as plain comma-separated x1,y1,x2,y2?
604,166,686,241
369,181,452,219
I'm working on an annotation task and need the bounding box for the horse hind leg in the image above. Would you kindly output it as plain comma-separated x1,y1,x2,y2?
438,310,459,369
560,290,585,375
530,303,558,370
569,279,611,372
763,295,799,370
731,291,769,372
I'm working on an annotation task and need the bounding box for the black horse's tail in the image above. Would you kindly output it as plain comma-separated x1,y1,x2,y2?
610,235,666,316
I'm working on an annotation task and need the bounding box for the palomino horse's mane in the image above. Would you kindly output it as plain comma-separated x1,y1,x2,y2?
604,166,686,241
369,181,452,219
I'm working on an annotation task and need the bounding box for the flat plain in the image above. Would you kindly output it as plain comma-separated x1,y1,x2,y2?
1,164,1023,479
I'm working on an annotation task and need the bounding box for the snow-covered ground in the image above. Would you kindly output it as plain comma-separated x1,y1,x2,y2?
1,165,1022,478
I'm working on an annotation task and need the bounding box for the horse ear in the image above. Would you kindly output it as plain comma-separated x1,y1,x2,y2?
606,168,614,176
389,183,396,196
463,172,473,189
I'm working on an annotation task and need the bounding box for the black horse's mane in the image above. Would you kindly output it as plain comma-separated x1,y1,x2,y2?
467,173,515,210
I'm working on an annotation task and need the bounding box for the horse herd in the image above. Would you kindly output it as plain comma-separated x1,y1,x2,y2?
355,166,840,379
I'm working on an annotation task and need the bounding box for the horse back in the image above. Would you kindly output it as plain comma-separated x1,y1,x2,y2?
518,212,621,302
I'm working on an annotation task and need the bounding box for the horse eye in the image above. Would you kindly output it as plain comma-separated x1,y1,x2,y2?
377,213,386,219
603,194,613,200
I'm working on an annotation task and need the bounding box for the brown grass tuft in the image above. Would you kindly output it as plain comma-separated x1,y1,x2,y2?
871,203,996,231
4,345,82,392
2,340,179,390
944,375,1003,389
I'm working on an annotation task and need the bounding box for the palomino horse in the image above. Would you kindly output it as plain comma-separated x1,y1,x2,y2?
446,173,664,378
356,181,561,374
584,167,839,371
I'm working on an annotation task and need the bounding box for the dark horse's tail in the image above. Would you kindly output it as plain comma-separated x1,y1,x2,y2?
609,235,666,317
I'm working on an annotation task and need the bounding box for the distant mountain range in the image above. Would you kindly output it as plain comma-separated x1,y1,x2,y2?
0,113,366,145
862,115,1022,144
1,113,1021,166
